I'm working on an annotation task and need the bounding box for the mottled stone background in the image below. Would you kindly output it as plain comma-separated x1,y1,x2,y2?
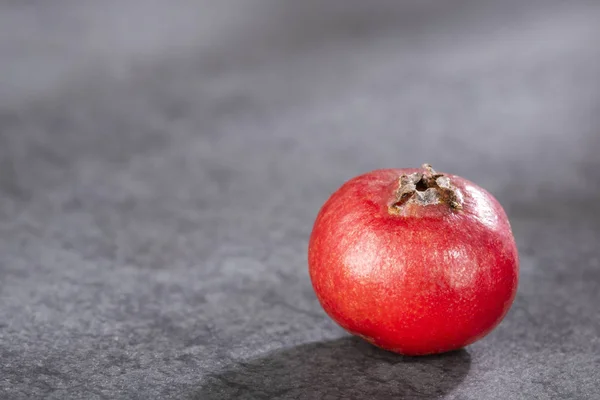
1,1,599,399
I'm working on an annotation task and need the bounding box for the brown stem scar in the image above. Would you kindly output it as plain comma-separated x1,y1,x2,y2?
389,164,463,214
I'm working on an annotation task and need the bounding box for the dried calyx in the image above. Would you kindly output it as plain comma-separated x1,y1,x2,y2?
389,164,463,213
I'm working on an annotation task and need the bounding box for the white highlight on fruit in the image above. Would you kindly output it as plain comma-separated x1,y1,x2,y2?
342,229,381,280
444,245,478,290
464,185,499,229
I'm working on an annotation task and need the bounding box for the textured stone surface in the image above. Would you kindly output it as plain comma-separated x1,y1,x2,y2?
1,1,599,399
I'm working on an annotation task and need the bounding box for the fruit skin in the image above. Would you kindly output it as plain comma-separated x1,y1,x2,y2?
308,166,519,356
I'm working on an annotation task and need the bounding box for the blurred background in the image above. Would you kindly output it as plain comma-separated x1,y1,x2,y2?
1,1,599,399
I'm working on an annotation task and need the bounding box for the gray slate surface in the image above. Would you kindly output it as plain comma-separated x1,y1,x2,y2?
1,1,599,399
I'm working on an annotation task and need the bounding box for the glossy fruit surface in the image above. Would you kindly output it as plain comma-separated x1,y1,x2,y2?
308,165,519,356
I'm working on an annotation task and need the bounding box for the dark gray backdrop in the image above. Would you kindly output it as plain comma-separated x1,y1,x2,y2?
1,1,599,399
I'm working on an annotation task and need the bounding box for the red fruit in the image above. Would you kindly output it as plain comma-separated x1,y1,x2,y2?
308,164,519,356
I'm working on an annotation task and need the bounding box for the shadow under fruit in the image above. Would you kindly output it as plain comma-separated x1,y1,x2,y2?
195,336,471,400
